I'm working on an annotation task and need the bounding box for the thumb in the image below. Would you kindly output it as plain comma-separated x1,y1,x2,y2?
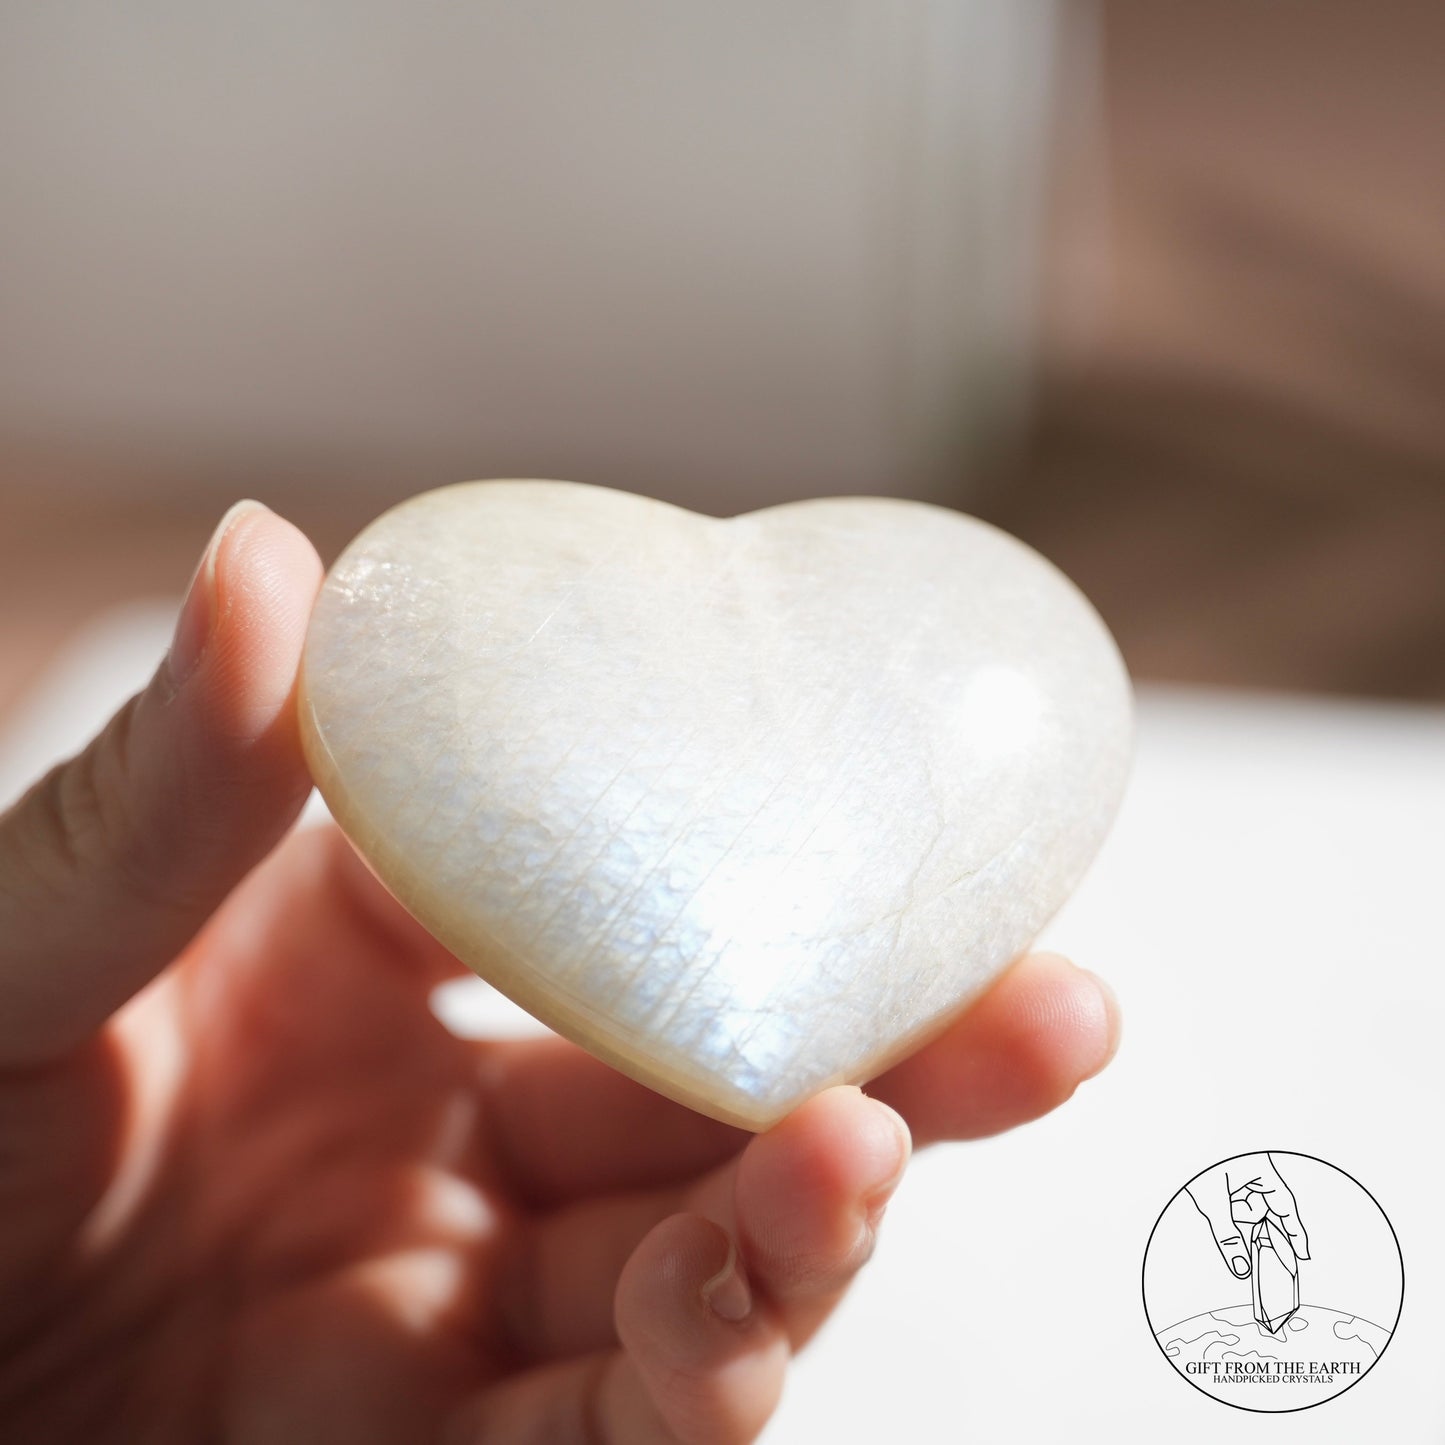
1186,1184,1252,1280
0,500,323,1066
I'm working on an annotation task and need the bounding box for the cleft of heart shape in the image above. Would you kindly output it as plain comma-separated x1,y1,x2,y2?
299,480,1132,1129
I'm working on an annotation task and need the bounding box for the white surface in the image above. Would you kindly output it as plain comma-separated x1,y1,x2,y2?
2,610,1441,1440
0,1,1057,510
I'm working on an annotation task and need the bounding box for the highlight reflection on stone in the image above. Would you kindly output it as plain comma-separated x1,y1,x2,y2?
299,480,1133,1129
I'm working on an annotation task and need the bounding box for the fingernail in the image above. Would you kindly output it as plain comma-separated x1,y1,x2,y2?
165,499,264,690
700,1235,750,1323
1080,968,1123,1072
860,1100,912,1229
1230,1255,1251,1278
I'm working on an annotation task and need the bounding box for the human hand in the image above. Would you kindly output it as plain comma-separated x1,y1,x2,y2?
1185,1153,1311,1280
0,501,1121,1443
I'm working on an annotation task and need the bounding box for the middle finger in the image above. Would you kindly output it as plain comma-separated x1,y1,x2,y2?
494,1086,909,1366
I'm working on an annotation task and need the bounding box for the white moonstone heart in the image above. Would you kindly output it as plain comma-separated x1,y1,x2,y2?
300,480,1132,1129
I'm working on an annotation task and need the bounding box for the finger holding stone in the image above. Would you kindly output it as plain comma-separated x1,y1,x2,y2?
691,1085,910,1348
867,951,1120,1146
0,501,322,1066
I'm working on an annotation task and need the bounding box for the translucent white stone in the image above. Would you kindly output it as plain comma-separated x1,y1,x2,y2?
300,480,1133,1129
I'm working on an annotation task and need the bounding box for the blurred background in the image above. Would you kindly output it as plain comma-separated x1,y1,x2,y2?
3,6,1443,1440
4,0,1442,714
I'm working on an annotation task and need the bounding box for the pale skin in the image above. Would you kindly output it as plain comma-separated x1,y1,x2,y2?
0,503,1120,1443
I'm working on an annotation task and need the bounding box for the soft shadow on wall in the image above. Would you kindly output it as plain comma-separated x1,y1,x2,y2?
979,0,1445,701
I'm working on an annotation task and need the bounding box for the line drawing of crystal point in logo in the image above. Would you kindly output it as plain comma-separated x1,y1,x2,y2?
1143,1151,1403,1413
1233,1185,1301,1335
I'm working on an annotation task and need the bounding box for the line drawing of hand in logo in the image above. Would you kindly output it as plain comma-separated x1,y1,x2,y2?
1186,1152,1312,1334
1148,1152,1402,1411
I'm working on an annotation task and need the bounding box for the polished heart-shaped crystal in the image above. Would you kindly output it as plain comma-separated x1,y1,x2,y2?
299,480,1132,1129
